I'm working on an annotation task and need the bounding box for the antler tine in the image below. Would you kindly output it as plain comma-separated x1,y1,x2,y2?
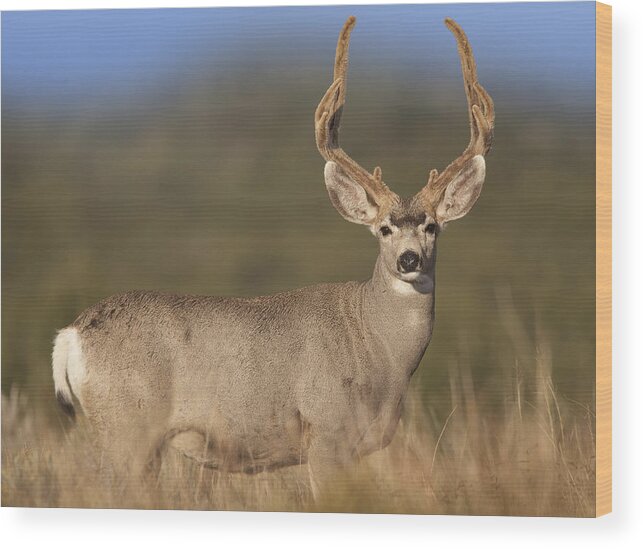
445,18,495,155
417,18,495,211
315,16,397,213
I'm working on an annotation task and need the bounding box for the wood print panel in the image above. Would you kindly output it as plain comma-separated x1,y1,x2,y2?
1,2,609,516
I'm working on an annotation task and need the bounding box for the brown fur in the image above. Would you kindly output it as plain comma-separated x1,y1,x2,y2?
52,17,493,496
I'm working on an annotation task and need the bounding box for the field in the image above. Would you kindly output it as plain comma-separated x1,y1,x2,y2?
1,300,595,515
2,5,596,515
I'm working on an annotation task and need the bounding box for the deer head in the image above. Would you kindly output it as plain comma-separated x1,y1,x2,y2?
316,16,494,289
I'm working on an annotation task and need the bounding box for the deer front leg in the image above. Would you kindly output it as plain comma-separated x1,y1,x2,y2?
354,398,404,458
306,429,357,501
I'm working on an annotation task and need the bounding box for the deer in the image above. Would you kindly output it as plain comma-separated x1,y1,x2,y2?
52,16,494,494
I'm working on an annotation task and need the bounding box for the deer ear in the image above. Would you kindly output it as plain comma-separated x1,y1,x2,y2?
436,155,486,223
324,161,379,225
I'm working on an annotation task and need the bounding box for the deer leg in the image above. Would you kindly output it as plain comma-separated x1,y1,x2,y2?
306,432,355,501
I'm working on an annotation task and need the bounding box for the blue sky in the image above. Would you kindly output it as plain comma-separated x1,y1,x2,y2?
2,2,596,106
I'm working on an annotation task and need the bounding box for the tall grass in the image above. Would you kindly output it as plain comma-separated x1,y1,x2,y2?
1,308,595,516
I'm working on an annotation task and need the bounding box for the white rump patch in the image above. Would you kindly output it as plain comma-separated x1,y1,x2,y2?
52,327,87,410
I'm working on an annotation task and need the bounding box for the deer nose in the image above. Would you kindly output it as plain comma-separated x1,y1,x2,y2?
397,250,421,273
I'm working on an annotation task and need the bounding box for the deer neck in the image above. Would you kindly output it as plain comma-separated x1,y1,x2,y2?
360,256,435,375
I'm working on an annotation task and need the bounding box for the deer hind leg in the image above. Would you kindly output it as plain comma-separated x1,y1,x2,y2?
81,392,167,485
166,430,227,470
92,422,164,484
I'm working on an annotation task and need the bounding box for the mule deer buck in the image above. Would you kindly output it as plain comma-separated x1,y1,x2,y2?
52,17,493,491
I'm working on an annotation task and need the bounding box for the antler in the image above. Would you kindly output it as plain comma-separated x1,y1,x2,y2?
416,18,495,212
315,16,398,216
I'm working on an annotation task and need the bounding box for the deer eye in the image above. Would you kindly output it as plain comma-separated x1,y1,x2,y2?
425,223,437,234
380,226,392,236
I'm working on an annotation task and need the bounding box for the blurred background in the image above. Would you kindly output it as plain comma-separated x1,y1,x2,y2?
2,3,596,417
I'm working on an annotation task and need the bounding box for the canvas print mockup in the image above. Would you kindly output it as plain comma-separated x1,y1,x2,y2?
1,2,611,516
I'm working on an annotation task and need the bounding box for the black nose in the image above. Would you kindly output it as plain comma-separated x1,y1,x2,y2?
398,250,421,273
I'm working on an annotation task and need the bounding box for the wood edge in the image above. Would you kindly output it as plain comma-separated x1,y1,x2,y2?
595,0,612,518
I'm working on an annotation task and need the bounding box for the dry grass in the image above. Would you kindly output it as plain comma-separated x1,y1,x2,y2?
1,340,595,516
